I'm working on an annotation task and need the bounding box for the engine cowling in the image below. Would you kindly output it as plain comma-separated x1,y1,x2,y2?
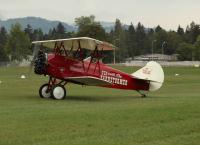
34,50,46,75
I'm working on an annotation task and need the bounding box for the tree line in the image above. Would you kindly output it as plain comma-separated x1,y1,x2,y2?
0,15,200,63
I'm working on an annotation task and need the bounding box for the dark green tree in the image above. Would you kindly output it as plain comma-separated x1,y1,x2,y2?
155,25,162,33
75,15,106,40
32,28,44,41
0,27,9,61
6,23,31,61
113,19,127,62
55,22,66,39
144,28,155,54
126,23,136,58
56,23,65,34
185,22,200,43
24,24,34,41
194,35,200,60
177,42,195,60
77,23,106,40
48,28,57,39
177,25,184,36
166,31,182,55
154,26,168,54
75,15,95,31
135,22,146,55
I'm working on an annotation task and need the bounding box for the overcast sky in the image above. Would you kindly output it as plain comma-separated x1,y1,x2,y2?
0,0,199,30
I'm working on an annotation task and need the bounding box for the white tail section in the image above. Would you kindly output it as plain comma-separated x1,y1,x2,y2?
131,61,164,91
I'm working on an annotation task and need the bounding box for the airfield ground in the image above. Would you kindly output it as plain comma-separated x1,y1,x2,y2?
0,66,200,145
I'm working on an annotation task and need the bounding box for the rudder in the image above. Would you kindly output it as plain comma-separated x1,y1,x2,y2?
131,61,164,91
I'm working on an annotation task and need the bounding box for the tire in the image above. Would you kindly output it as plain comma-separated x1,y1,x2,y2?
39,84,51,99
51,85,66,100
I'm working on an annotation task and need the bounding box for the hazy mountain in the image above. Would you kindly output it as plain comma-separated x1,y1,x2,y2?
100,21,115,32
0,17,76,33
0,16,151,34
1,17,147,34
0,17,118,33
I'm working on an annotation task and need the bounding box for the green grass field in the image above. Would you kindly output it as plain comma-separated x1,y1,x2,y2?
0,66,200,145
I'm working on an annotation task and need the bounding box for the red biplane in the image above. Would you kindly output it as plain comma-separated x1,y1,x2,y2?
32,37,164,100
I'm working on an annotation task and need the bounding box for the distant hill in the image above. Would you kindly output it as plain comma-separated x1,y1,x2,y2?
0,17,76,33
100,21,115,32
0,17,131,33
100,21,130,32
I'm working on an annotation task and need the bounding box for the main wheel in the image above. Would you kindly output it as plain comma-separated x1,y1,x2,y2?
51,85,66,100
39,84,51,99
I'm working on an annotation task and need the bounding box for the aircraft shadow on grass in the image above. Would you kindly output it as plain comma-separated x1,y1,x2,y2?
67,95,142,102
65,95,168,102
25,94,168,102
28,94,143,102
26,93,170,102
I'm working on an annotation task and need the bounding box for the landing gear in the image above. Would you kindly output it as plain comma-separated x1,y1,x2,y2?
141,94,146,98
39,77,67,100
137,90,147,98
39,84,51,98
51,85,66,100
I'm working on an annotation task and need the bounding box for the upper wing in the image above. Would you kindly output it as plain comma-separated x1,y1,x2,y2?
65,76,111,86
32,37,114,51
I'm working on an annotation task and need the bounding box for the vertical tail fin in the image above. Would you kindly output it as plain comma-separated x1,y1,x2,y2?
131,61,164,91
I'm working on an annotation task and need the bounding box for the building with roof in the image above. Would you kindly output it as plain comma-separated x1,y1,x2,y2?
132,54,178,61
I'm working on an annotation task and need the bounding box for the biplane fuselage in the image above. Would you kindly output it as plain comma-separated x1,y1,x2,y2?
32,37,164,99
46,53,149,91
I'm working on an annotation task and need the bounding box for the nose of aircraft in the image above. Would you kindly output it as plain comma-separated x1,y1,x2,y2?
34,50,47,75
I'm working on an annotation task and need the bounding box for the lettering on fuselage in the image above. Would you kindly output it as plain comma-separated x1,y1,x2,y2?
101,70,128,86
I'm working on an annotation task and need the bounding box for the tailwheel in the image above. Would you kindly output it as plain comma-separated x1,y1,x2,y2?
137,90,147,98
141,94,146,98
51,85,66,100
39,84,51,99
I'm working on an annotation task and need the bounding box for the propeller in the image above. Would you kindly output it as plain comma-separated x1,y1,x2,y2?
33,47,46,75
28,43,40,75
28,32,39,74
28,29,48,76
